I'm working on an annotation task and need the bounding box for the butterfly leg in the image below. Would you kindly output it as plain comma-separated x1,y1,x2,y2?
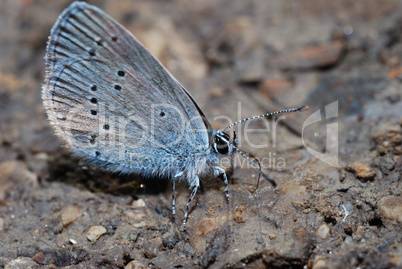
172,179,176,222
213,166,229,202
172,171,183,224
181,180,199,231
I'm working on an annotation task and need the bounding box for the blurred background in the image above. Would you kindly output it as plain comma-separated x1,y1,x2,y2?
0,0,401,268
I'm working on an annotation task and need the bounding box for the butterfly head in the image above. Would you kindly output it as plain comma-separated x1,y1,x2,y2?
212,130,235,155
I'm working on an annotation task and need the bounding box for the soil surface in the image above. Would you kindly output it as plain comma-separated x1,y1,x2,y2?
0,0,401,268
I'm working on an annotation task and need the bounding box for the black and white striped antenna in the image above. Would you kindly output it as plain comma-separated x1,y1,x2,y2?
223,105,309,132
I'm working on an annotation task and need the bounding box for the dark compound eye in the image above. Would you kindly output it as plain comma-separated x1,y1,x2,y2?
215,136,229,154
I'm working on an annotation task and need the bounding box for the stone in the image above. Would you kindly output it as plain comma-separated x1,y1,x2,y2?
313,259,329,269
123,230,139,242
32,252,45,265
269,234,277,240
5,257,37,269
86,225,107,243
316,224,330,240
345,162,375,181
378,196,402,222
125,260,148,269
132,198,146,208
143,238,162,259
61,205,82,227
276,41,344,70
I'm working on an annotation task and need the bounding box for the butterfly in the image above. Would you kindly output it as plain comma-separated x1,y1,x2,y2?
42,1,308,230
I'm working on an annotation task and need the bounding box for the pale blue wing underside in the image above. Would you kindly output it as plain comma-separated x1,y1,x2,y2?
42,2,212,177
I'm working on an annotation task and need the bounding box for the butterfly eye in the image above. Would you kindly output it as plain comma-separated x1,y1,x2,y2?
215,136,229,154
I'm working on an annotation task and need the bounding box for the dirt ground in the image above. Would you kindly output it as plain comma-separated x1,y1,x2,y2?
0,0,401,268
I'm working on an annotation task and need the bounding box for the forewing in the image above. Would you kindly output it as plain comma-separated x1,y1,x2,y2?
42,2,211,174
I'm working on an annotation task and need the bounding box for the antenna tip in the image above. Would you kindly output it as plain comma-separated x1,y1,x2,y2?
299,105,310,112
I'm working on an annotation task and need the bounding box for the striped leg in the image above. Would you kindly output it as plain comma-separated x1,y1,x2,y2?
181,183,199,231
172,171,183,224
213,166,229,202
172,179,176,222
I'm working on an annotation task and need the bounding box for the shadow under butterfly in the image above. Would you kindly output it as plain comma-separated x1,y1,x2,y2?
42,1,309,230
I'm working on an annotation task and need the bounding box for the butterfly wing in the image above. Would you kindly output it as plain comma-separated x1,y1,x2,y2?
42,2,211,176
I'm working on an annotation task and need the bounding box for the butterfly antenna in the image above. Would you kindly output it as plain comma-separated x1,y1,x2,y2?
232,145,278,191
223,105,309,132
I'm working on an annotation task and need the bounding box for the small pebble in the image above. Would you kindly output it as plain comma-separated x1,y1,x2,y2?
86,225,107,243
269,234,277,240
143,238,162,259
32,252,45,265
5,257,37,269
132,199,146,208
33,152,49,161
123,231,139,242
345,162,375,181
313,259,328,269
379,196,402,222
317,224,330,240
276,40,344,70
61,205,82,227
132,221,147,228
125,260,148,269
